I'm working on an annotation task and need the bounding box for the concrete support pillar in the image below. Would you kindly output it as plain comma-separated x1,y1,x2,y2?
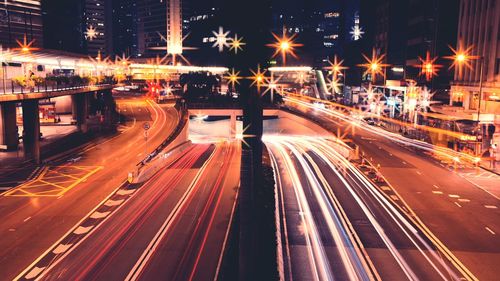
230,111,237,139
22,100,40,164
0,102,18,151
72,93,89,133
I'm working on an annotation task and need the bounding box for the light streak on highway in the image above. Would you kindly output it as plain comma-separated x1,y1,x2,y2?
284,96,479,166
265,135,464,280
14,140,241,281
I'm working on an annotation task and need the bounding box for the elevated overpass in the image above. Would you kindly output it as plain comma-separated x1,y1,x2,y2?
0,85,114,164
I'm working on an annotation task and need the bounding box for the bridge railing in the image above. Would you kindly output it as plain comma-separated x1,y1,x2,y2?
0,77,115,95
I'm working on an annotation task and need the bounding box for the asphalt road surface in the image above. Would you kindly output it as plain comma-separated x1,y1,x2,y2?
0,95,179,280
284,97,500,280
14,141,240,281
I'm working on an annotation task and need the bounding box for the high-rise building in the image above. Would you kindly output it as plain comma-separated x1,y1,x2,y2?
137,0,188,58
42,0,111,56
0,0,43,48
450,0,500,116
271,0,355,67
373,0,408,81
405,0,458,88
42,0,84,53
83,0,108,56
111,0,138,56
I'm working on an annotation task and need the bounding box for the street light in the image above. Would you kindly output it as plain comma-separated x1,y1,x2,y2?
358,49,389,85
447,45,484,117
250,65,267,92
267,28,302,65
447,44,485,151
324,55,348,96
225,68,242,91
417,51,440,81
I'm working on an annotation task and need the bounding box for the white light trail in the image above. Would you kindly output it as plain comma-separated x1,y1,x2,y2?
284,97,479,165
265,135,463,280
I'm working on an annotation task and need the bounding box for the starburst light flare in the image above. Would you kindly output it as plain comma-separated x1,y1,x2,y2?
250,65,267,92
225,68,242,88
358,49,390,81
14,34,39,54
212,26,231,52
229,34,245,54
267,28,302,65
350,25,364,40
445,44,478,77
85,26,98,41
417,51,441,81
326,55,348,78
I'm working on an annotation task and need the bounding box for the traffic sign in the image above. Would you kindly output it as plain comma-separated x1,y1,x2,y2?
143,122,150,131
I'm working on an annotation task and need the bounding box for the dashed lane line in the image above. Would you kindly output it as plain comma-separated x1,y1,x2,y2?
485,227,496,235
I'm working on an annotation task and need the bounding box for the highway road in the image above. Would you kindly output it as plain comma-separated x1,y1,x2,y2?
266,135,465,281
283,96,500,280
0,94,179,280
15,141,240,281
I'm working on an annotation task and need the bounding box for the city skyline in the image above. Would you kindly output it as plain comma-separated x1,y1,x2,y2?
0,1,498,280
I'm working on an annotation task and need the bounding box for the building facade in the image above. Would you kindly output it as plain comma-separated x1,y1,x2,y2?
42,0,110,56
0,0,43,48
83,0,109,56
111,0,138,57
405,0,458,89
450,0,500,115
447,0,500,153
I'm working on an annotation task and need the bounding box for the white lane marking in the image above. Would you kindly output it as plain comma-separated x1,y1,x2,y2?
73,225,94,235
25,266,46,279
125,146,218,281
24,216,32,222
458,198,470,203
454,202,462,208
416,171,422,175
402,161,407,164
390,195,399,201
117,189,135,196
448,194,460,198
485,227,496,235
104,199,124,207
432,191,443,194
484,205,498,209
52,244,72,254
433,185,440,189
90,211,110,219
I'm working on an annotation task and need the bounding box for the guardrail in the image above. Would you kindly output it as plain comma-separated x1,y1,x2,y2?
135,99,188,170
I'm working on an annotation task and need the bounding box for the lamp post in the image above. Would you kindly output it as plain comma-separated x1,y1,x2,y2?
476,56,485,122
449,45,485,152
